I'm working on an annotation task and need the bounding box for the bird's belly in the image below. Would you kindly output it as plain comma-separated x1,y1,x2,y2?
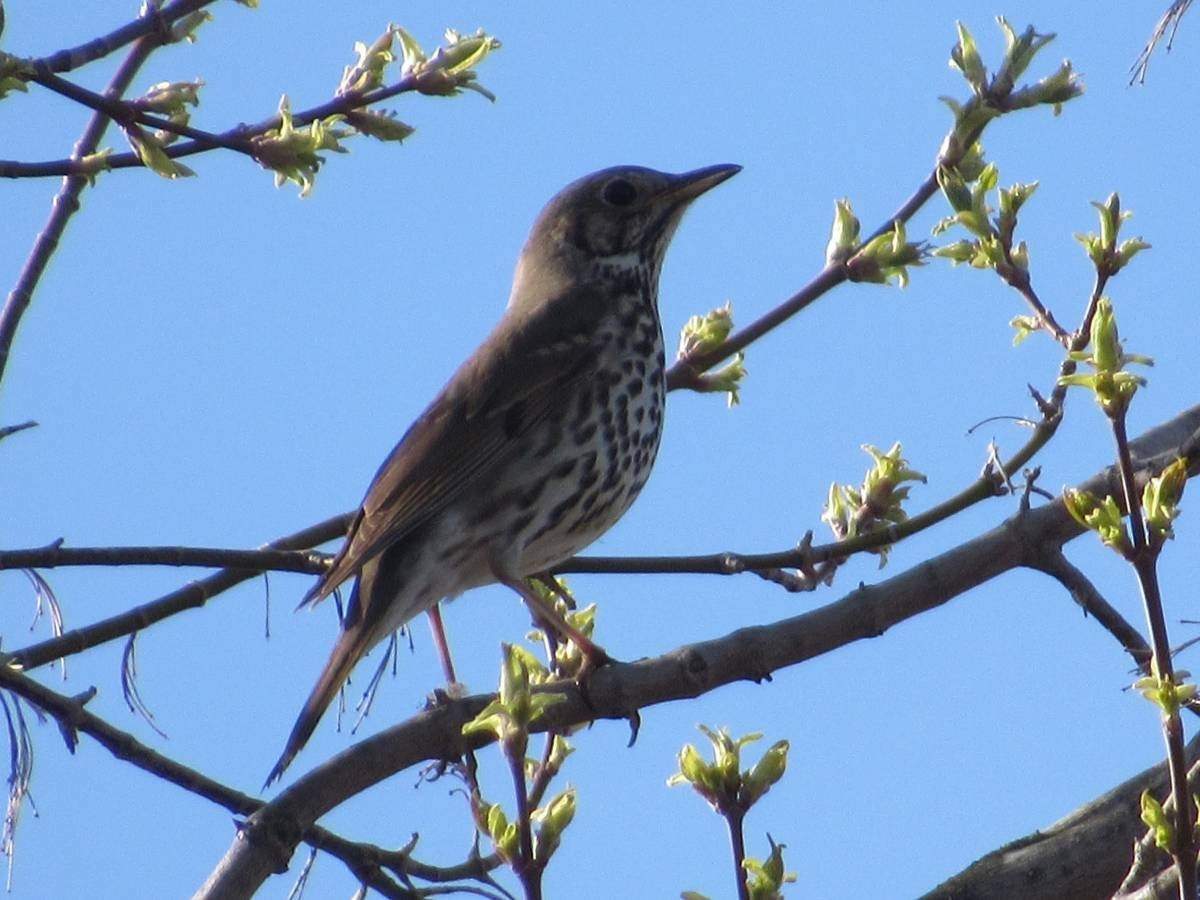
509,345,666,573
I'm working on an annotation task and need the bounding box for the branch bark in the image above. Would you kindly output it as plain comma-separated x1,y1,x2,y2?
193,403,1200,898
922,731,1200,900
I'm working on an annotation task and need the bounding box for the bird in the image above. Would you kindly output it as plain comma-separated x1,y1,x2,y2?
266,163,740,785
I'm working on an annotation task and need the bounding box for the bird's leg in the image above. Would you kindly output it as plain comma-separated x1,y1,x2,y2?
497,574,612,675
426,603,465,697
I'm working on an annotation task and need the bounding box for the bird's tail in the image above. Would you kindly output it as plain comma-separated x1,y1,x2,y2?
264,620,374,788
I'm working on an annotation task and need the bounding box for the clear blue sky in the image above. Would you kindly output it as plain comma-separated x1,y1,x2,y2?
2,2,1199,898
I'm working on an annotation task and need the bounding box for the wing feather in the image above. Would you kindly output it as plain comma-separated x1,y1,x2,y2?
303,292,606,605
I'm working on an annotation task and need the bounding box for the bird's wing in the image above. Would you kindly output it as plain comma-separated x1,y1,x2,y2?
302,292,607,606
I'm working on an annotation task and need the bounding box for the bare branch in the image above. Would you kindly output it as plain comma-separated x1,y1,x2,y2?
0,421,37,443
1027,547,1153,668
0,11,165,392
8,513,352,672
1131,1,1195,84
924,731,1200,900
0,544,329,574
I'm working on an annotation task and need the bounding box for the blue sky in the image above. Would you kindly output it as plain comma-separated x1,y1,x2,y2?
2,2,1199,898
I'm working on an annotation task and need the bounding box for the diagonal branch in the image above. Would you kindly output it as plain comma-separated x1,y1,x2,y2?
0,68,438,180
0,8,170,393
1026,547,1153,668
30,0,219,75
922,730,1200,900
0,665,496,897
194,403,1200,898
8,514,351,672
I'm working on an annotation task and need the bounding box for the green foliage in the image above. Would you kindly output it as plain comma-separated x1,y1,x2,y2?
1058,298,1153,417
823,443,926,566
1075,192,1151,277
677,302,748,406
250,95,349,197
1141,789,1175,851
1135,668,1197,717
744,836,798,900
1062,488,1130,555
462,643,565,747
668,725,790,815
1143,458,1188,541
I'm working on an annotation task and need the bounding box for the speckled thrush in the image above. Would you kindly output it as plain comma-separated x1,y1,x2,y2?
267,163,740,784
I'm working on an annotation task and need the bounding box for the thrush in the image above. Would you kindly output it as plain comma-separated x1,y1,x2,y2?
266,163,740,784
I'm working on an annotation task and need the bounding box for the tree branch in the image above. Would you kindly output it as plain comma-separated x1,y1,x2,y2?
0,544,328,574
922,731,1200,900
194,403,1200,898
0,9,166,392
29,0,219,75
0,69,438,180
8,514,352,672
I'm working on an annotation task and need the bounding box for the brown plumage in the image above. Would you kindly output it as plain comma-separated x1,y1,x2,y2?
267,164,739,785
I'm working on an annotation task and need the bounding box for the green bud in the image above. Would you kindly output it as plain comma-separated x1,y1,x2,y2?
534,788,576,862
344,109,415,142
1009,59,1084,113
847,220,927,287
125,125,195,180
932,240,979,264
1141,790,1174,851
954,142,988,182
949,22,988,96
1143,458,1188,540
743,835,797,900
0,52,32,101
678,301,735,358
937,166,973,214
169,11,212,43
483,803,520,862
992,18,1056,95
743,740,789,806
825,198,861,265
1009,315,1040,346
138,80,203,115
251,95,350,197
1135,672,1198,716
339,26,398,95
1062,488,1130,554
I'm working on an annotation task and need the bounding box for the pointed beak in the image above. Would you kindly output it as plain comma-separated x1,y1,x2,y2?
665,163,742,204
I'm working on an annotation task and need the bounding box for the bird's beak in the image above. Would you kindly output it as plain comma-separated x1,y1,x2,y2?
664,163,742,204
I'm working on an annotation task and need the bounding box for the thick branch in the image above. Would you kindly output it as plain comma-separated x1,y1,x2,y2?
194,404,1200,898
922,731,1200,900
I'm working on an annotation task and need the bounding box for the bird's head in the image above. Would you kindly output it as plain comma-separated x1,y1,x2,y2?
510,164,740,308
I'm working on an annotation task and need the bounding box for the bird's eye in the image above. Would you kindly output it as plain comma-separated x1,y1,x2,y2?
601,178,638,206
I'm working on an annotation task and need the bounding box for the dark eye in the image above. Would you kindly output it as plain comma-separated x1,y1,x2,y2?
601,178,638,206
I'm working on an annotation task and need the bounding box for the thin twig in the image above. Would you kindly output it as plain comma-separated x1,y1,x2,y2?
31,0,218,75
0,10,162,393
0,421,37,443
0,544,328,574
8,513,353,671
1110,411,1197,897
1131,1,1195,84
0,69,431,179
0,663,502,894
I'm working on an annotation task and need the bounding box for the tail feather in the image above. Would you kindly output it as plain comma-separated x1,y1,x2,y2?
264,623,374,788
